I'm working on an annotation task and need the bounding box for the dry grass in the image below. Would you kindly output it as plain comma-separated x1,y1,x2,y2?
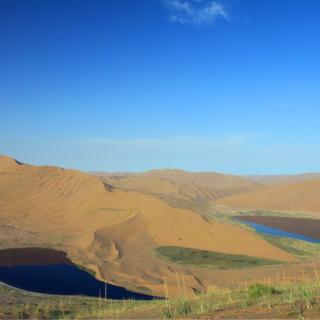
2,266,320,319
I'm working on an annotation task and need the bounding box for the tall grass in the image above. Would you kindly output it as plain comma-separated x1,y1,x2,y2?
160,268,320,319
2,267,320,319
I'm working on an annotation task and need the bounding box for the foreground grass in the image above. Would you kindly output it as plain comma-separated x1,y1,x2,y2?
0,284,162,319
3,275,320,319
162,279,320,319
155,246,283,269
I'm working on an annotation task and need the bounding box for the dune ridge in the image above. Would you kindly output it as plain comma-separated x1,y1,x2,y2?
215,178,320,214
93,169,262,203
246,173,320,187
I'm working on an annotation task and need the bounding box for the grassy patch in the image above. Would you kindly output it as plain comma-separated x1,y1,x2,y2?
262,235,320,259
237,209,314,219
155,246,283,269
248,283,281,299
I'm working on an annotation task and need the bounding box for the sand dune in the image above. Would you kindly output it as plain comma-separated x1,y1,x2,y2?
216,178,320,214
0,155,295,296
246,173,320,186
93,169,262,203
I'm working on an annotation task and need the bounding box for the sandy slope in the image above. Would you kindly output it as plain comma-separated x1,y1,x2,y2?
215,178,320,214
93,169,262,203
0,155,295,296
246,173,320,186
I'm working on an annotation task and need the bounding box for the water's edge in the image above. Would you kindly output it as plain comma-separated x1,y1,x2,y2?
0,248,159,300
235,217,320,243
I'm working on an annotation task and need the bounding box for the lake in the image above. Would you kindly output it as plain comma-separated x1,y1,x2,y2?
236,216,320,243
0,248,157,300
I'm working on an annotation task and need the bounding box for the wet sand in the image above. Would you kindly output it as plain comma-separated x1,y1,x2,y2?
0,248,72,267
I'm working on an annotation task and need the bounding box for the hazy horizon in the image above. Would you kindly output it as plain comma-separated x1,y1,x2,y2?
3,153,320,177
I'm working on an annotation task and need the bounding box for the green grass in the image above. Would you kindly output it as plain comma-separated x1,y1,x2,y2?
155,246,283,269
237,209,314,219
262,235,320,259
248,283,281,299
207,206,315,220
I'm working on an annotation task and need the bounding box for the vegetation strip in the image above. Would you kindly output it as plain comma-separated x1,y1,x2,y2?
155,246,283,269
262,235,320,259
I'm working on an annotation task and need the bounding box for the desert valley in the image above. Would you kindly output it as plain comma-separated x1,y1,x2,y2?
1,154,320,318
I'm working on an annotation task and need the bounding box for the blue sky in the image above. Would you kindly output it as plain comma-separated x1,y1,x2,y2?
1,0,320,174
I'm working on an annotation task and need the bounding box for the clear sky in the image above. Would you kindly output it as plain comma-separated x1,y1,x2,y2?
1,0,320,174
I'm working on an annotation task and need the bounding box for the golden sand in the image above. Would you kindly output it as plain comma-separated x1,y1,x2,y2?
216,178,320,215
0,155,296,296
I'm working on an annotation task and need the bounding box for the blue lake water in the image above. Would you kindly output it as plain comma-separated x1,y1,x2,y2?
238,220,320,243
0,263,157,300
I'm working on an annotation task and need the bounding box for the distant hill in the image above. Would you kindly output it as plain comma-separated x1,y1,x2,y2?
0,155,294,296
93,169,262,205
246,173,320,186
216,178,320,214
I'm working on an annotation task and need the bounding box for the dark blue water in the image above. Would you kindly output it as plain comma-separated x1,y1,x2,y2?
240,220,320,243
0,264,157,300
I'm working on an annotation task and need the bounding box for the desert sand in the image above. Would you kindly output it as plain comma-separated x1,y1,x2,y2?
94,169,262,205
0,155,296,296
215,178,320,215
246,173,320,186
